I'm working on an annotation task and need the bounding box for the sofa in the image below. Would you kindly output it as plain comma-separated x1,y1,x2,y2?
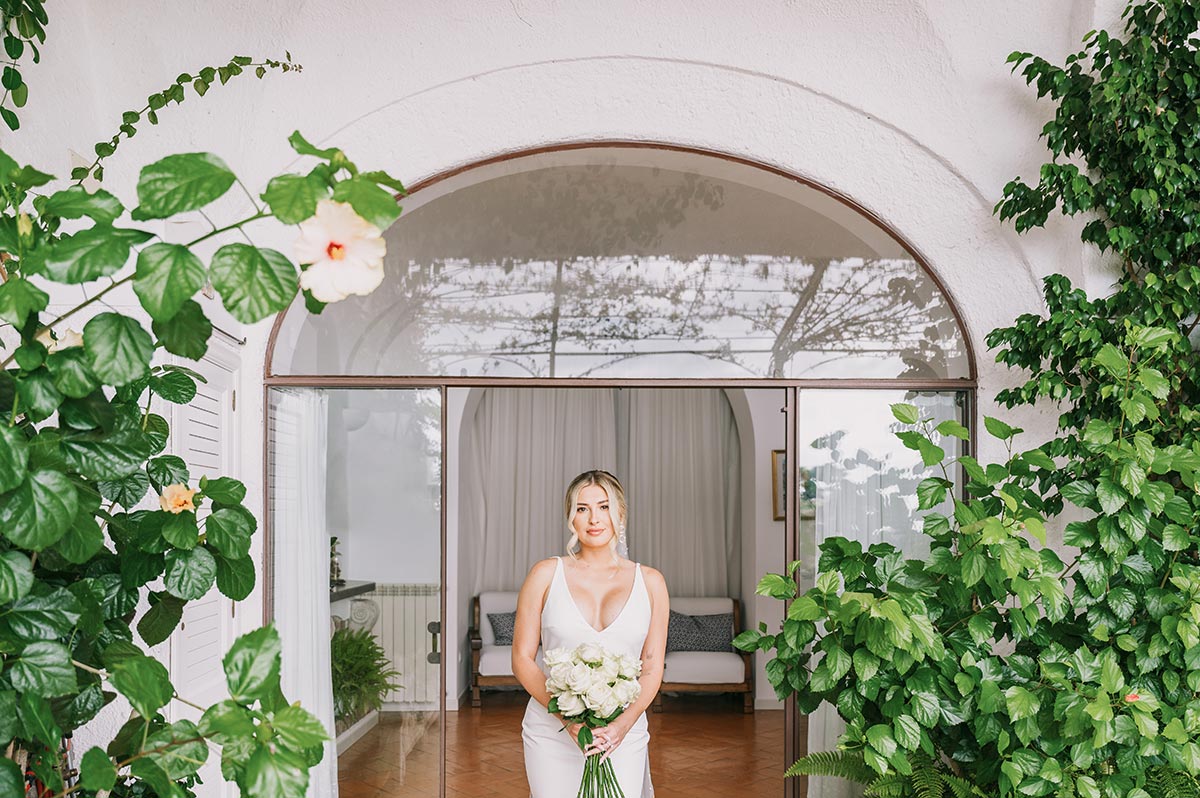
469,593,752,712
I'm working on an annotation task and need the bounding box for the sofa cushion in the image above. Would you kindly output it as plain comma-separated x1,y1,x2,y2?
487,611,517,645
478,592,519,646
663,651,745,684
479,644,543,677
670,597,734,616
667,610,734,653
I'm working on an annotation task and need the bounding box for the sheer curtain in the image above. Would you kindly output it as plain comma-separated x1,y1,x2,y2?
803,391,962,798
271,389,338,798
618,389,741,596
462,389,618,594
462,388,741,596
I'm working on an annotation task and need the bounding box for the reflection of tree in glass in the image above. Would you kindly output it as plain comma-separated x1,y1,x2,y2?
292,165,965,378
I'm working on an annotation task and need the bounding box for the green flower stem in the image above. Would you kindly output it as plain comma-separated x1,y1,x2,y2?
71,659,106,677
185,210,269,247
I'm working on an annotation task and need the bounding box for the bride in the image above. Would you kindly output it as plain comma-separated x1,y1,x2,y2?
513,470,669,797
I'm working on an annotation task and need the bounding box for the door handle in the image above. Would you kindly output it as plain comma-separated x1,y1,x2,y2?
427,620,441,664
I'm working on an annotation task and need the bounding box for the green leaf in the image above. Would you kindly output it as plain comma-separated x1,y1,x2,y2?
134,243,207,321
151,371,197,404
61,411,157,480
756,573,798,600
209,243,297,323
0,425,30,493
134,152,237,219
0,550,34,602
130,758,182,798
53,514,104,564
79,747,117,791
108,654,173,719
1005,686,1040,721
892,714,921,750
288,130,340,159
162,511,199,549
262,173,329,224
0,468,79,550
272,705,329,749
916,477,949,510
46,348,99,398
1137,367,1170,400
16,367,62,420
1163,524,1190,552
200,699,257,742
147,454,190,488
910,692,940,727
84,312,154,386
138,592,186,647
39,186,124,223
984,416,1018,440
890,403,920,425
865,724,898,759
97,470,150,506
916,437,944,466
153,298,213,360
145,720,208,778
10,641,76,696
202,476,247,504
224,625,282,703
1093,343,1129,378
215,553,256,600
164,546,216,599
17,692,61,746
0,276,48,326
961,548,987,587
331,176,401,230
206,507,254,558
244,744,308,798
1061,480,1096,509
1095,477,1127,515
935,419,970,440
41,225,153,283
0,760,24,798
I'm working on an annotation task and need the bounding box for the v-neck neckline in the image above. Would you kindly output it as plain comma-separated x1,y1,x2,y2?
558,556,639,635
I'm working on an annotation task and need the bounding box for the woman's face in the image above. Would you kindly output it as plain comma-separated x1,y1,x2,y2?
571,484,617,550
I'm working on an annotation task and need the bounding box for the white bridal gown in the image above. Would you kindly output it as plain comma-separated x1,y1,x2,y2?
523,556,654,797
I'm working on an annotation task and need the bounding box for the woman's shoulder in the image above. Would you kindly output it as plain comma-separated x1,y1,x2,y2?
638,563,667,590
527,557,559,579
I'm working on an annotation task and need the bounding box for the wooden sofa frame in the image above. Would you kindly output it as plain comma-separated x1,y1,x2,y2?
469,596,754,713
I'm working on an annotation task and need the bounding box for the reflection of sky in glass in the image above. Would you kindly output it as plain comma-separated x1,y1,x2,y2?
276,161,969,379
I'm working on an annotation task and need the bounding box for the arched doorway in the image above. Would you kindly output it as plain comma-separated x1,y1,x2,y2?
262,143,975,798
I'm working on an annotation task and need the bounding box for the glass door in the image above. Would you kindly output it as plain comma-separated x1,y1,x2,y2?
268,387,444,797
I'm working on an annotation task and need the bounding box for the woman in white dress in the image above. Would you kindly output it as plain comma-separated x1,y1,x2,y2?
513,470,670,798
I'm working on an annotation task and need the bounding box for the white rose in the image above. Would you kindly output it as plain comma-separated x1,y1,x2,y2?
556,691,586,718
566,663,595,693
549,662,573,687
576,642,605,664
613,678,641,706
585,682,616,713
598,694,621,719
597,656,620,682
544,648,572,668
617,654,641,680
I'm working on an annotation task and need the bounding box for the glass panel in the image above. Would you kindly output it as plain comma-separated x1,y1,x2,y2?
269,387,442,797
796,390,966,798
272,148,969,379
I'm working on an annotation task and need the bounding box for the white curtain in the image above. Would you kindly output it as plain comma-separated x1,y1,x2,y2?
463,388,740,597
462,389,618,594
805,392,960,798
618,389,741,596
271,389,338,798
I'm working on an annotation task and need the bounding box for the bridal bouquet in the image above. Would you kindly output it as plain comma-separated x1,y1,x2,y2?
545,643,643,798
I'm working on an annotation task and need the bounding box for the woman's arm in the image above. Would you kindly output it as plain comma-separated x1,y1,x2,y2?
622,566,670,725
512,558,559,710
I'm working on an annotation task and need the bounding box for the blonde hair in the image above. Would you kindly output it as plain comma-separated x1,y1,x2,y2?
564,470,627,563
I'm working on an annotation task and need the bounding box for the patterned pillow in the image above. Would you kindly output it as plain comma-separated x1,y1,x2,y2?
666,610,734,653
487,611,517,645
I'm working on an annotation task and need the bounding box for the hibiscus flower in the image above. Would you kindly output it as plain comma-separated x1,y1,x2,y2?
294,200,387,303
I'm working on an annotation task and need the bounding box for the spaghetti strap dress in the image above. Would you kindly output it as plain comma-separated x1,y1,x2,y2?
522,556,654,797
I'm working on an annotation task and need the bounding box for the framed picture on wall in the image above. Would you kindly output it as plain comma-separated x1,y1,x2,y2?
771,449,786,521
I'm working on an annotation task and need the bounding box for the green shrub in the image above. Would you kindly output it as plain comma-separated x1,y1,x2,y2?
331,628,402,726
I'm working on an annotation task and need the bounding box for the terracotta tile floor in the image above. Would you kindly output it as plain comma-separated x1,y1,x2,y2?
338,692,786,797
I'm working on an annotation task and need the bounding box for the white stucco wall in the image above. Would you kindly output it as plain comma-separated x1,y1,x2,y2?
5,0,1132,750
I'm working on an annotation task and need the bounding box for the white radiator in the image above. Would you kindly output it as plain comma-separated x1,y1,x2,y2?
370,584,440,710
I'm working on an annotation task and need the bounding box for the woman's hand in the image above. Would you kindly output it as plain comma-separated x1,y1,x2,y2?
585,718,631,763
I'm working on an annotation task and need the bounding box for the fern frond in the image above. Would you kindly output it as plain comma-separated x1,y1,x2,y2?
784,750,876,783
1147,766,1200,798
911,756,945,798
864,774,908,798
940,771,990,798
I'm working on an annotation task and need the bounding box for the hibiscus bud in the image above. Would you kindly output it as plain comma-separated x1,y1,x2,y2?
1124,692,1140,702
16,213,33,244
160,484,197,514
